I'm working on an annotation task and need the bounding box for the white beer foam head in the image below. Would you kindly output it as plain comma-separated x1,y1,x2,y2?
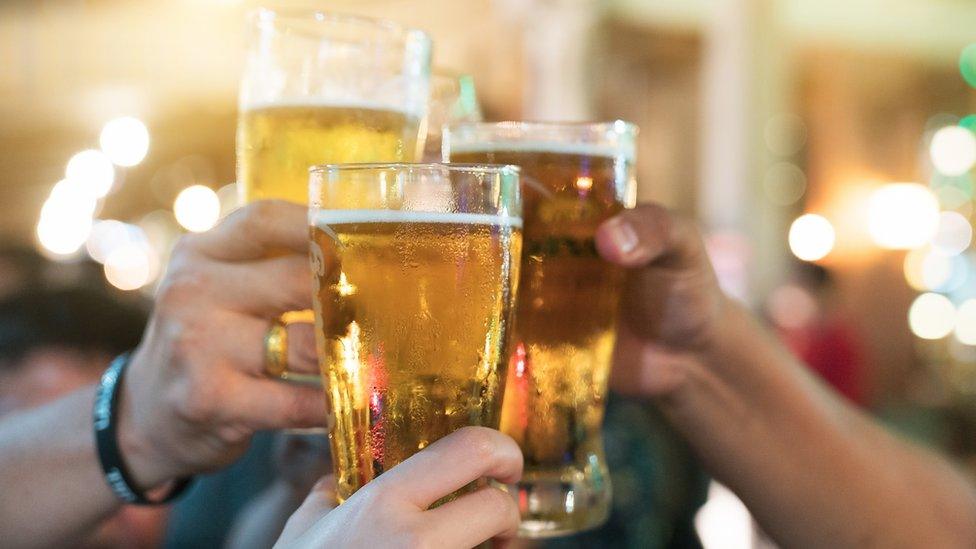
240,98,415,118
313,209,522,229
447,140,626,160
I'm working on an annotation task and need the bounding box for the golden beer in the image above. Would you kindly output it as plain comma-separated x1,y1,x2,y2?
310,209,522,501
237,104,421,204
449,128,636,536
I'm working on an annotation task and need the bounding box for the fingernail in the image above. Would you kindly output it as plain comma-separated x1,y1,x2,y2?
606,218,639,255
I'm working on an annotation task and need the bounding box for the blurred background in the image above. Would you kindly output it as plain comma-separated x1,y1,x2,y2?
3,0,976,547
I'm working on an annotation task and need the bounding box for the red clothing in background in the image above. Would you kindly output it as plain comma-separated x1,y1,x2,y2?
781,315,867,407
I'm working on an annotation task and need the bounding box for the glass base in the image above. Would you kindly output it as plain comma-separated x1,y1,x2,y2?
508,468,612,538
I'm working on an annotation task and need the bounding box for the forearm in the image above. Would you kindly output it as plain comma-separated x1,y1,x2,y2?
659,300,976,548
0,386,121,548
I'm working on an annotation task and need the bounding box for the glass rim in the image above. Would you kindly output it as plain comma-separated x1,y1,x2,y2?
247,7,431,45
309,162,521,176
446,119,638,136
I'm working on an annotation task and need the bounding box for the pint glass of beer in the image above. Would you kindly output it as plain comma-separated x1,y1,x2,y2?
309,163,523,502
444,121,638,537
238,9,432,204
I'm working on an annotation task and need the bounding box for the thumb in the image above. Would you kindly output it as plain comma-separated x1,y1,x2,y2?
594,204,705,271
596,204,721,349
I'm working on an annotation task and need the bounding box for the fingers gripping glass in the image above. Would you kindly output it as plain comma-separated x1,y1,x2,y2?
308,163,522,503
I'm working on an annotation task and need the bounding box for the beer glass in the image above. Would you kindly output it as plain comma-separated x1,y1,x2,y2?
237,9,432,204
444,121,638,537
420,72,483,161
309,163,523,502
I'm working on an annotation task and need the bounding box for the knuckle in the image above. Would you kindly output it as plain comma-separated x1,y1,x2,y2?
480,486,516,515
165,343,222,425
168,314,209,362
360,477,401,509
240,201,274,233
157,268,210,313
455,426,496,462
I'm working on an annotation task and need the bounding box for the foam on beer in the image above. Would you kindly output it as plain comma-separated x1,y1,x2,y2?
448,141,632,161
240,98,415,117
314,209,523,229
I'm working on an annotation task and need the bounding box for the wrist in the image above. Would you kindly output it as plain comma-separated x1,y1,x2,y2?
115,354,176,490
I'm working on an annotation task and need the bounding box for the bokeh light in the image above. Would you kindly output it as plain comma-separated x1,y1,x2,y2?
35,179,99,256
931,211,973,256
100,117,150,167
904,248,952,291
174,185,220,233
104,243,153,291
955,299,976,346
929,126,976,177
86,220,150,264
960,43,976,88
763,162,807,206
788,214,835,261
961,115,976,133
49,178,99,215
937,254,971,294
65,149,115,198
36,213,92,256
908,293,956,340
764,114,806,157
867,183,940,249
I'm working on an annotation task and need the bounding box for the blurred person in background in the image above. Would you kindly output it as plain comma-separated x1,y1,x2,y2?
0,246,45,301
0,277,168,548
766,262,868,407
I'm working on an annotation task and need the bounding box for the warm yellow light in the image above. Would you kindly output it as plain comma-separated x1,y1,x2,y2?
336,272,357,297
955,299,976,346
908,292,956,340
104,243,153,291
36,215,92,256
66,149,115,198
36,181,97,256
930,126,976,176
575,176,593,191
49,178,99,215
788,214,835,261
867,184,940,249
100,117,150,167
174,185,220,233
